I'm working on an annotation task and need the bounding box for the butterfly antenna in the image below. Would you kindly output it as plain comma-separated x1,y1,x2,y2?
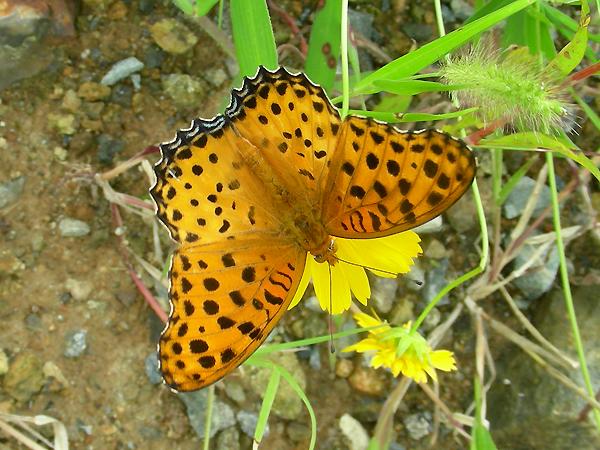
328,264,335,354
334,256,398,277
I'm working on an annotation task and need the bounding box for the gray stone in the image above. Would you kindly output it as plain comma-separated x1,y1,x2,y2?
150,19,198,54
162,74,206,109
58,218,90,237
0,176,25,209
144,352,162,385
96,134,124,165
101,57,144,86
110,84,133,107
179,390,236,439
413,216,443,234
370,276,397,314
64,329,88,358
237,410,266,438
445,191,477,232
215,426,240,450
503,176,551,220
403,412,432,440
423,258,449,305
142,46,165,69
513,243,559,301
450,0,474,21
224,380,246,404
339,413,369,450
488,285,600,449
204,67,229,87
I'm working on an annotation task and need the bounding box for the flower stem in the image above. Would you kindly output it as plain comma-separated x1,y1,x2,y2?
546,152,600,431
340,0,349,119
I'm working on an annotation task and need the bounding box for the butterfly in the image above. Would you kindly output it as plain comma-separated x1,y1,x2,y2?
150,66,476,391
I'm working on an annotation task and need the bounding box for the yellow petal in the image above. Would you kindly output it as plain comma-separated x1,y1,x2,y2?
288,253,312,310
430,350,457,372
336,232,422,278
330,262,352,314
340,261,370,305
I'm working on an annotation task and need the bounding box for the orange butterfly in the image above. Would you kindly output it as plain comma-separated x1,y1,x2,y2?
150,66,476,391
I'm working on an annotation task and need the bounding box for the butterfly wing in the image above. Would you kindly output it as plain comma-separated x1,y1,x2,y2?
322,116,476,238
151,116,307,391
160,239,305,391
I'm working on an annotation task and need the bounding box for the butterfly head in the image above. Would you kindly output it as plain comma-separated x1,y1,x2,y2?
311,237,338,266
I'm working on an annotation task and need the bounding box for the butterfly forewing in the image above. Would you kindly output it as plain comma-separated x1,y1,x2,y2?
160,239,306,391
323,117,475,238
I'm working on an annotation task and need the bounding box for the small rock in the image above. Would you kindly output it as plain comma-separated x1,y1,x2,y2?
65,278,93,301
115,289,137,306
339,414,370,450
42,361,69,391
110,84,133,107
138,0,156,14
64,329,87,358
48,112,78,135
59,218,90,237
150,19,198,54
101,57,144,86
0,176,25,209
96,134,124,165
423,258,449,304
413,216,443,234
53,146,68,161
445,191,476,232
25,313,42,330
370,276,397,314
223,380,246,404
3,352,45,402
142,45,166,69
335,359,354,378
0,349,8,375
179,390,236,438
424,239,447,259
131,73,141,91
348,366,386,396
237,410,266,438
62,89,81,112
144,352,162,385
450,0,474,20
0,251,25,277
404,412,432,440
503,176,551,220
162,74,206,109
77,81,111,101
513,243,559,301
421,307,441,331
216,427,240,450
204,67,229,87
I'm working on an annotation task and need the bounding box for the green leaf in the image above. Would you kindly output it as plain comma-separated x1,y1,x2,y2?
371,79,465,96
478,132,600,183
230,0,278,78
502,8,556,60
546,12,589,76
348,108,478,123
471,423,499,450
352,0,536,95
305,0,342,91
254,367,280,444
573,93,600,133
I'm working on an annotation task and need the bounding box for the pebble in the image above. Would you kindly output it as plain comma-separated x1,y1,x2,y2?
0,251,25,276
513,243,559,301
65,278,93,301
335,358,354,378
348,366,386,396
216,426,240,450
162,74,206,109
101,57,144,86
77,81,111,101
370,276,397,314
110,84,133,107
204,67,229,87
424,239,447,259
150,19,198,54
0,349,8,375
237,410,267,438
445,191,476,232
138,0,156,14
58,218,91,237
404,412,432,440
144,352,162,385
53,146,68,161
48,112,78,135
64,329,88,358
142,46,166,69
3,352,45,402
422,258,449,305
223,380,246,404
451,0,474,20
42,361,69,391
0,176,25,209
96,134,124,165
178,390,236,439
339,414,369,450
62,89,82,112
503,176,551,220
413,216,443,234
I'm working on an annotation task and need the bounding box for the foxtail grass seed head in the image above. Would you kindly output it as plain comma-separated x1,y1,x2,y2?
441,42,575,135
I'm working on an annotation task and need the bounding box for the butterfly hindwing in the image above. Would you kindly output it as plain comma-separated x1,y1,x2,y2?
322,117,476,238
159,239,306,391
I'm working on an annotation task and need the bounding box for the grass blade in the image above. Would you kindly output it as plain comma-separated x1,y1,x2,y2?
230,0,278,77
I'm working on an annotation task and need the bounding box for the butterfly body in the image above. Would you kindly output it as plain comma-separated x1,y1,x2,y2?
151,66,475,391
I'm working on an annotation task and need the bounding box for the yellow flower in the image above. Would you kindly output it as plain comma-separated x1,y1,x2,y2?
289,232,422,314
343,313,457,383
